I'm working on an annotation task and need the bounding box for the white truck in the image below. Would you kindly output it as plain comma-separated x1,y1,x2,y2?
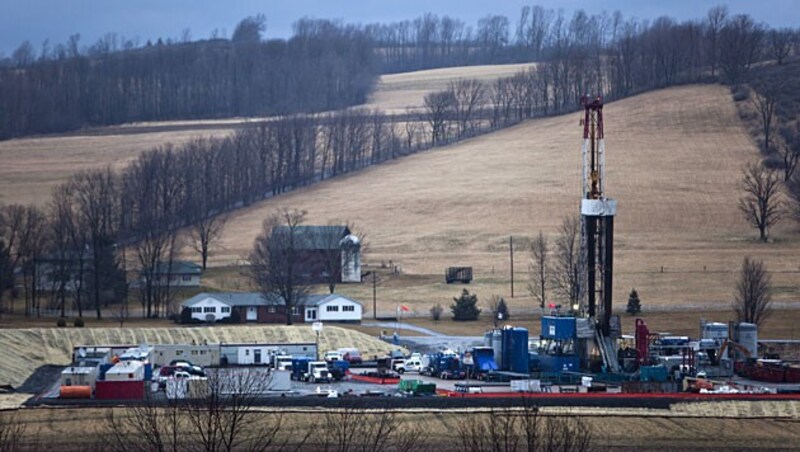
273,355,293,371
395,356,423,374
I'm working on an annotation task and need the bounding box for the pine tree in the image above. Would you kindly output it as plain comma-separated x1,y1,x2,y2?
451,289,481,321
626,289,642,315
496,297,510,320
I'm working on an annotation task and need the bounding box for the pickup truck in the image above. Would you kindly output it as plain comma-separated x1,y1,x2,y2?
395,357,422,374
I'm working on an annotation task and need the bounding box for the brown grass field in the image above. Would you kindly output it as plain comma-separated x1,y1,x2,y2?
0,63,528,206
364,62,535,113
214,84,800,313
4,403,800,450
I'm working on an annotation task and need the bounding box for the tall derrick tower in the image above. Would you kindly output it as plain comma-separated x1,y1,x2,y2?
579,95,616,336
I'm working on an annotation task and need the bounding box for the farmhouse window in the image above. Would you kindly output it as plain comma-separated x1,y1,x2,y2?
182,275,192,281
292,306,300,315
343,305,355,312
268,306,276,313
203,307,216,313
326,306,339,312
221,307,231,313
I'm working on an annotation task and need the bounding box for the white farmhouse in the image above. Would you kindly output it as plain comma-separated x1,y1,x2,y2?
180,292,363,324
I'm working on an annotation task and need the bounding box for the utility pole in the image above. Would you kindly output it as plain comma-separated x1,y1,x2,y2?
372,271,377,320
509,236,514,298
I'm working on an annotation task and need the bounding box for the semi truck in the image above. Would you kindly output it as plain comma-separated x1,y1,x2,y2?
291,358,331,383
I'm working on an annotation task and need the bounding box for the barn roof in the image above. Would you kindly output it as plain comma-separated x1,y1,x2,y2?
270,225,351,250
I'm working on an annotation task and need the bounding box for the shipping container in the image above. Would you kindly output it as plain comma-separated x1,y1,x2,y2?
95,380,145,400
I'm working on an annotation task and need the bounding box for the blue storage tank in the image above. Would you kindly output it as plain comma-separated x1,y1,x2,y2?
501,327,529,373
541,316,576,340
143,363,152,381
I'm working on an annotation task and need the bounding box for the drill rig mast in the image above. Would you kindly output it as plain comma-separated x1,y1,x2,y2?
579,95,616,337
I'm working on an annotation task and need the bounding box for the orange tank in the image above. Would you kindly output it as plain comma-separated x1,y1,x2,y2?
60,385,92,399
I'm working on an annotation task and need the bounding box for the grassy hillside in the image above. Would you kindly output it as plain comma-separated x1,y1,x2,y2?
215,84,800,311
0,325,397,389
0,63,529,206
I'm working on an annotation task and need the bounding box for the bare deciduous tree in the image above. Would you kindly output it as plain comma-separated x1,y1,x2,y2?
528,231,549,310
190,214,227,270
248,208,309,325
768,28,793,65
733,256,772,327
317,400,428,451
423,90,456,146
454,404,592,452
751,78,785,153
778,124,800,182
105,369,300,451
552,215,581,307
738,162,784,242
451,79,485,137
0,411,28,451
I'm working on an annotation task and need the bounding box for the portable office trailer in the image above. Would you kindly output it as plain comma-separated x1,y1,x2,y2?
119,346,155,363
153,344,220,367
105,360,145,381
220,343,317,366
61,366,97,388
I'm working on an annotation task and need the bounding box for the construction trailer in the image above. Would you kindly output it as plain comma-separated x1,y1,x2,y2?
152,344,220,368
220,342,316,366
60,366,97,388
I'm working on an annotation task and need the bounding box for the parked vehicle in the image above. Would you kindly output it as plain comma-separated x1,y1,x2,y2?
421,353,465,379
273,355,293,371
324,351,344,362
327,360,350,381
338,348,363,364
291,357,331,383
395,357,423,374
170,360,205,376
391,358,406,373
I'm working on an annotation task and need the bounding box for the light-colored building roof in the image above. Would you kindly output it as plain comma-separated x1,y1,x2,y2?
181,292,363,308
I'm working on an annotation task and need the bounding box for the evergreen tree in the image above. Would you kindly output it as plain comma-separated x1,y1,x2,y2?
626,289,642,315
451,289,481,321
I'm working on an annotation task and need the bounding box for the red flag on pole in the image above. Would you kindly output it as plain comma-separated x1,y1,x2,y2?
400,305,410,312
547,303,556,309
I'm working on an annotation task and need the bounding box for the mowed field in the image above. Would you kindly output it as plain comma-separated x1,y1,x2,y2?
0,63,528,206
216,84,800,312
364,63,535,113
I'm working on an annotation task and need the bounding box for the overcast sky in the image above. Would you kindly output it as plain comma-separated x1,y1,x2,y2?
1,0,798,56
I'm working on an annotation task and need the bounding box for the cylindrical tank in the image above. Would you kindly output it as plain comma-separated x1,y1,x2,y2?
735,323,758,358
491,330,503,370
510,328,529,373
60,385,92,399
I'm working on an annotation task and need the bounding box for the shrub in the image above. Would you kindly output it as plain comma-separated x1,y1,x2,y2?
496,297,509,320
180,307,193,324
731,84,750,102
430,304,443,321
451,289,481,321
73,317,85,328
56,318,66,327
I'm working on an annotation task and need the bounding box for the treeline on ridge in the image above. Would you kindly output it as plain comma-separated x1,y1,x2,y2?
0,16,376,139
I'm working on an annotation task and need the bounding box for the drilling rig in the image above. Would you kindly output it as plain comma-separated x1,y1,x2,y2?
578,95,620,372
